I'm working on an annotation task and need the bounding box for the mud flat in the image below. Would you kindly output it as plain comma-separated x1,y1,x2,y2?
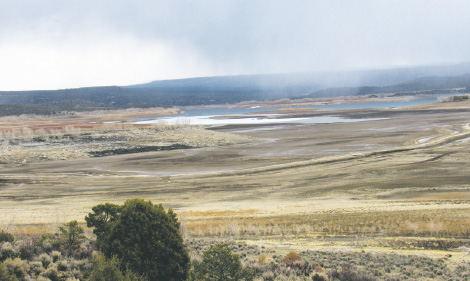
2,100,470,257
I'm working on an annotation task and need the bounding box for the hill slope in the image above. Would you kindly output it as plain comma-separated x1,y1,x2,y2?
1,63,470,116
305,73,470,98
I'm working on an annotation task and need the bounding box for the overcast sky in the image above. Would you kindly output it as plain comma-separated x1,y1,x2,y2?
1,0,470,90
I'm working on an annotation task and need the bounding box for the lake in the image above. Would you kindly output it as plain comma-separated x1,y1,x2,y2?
134,97,437,126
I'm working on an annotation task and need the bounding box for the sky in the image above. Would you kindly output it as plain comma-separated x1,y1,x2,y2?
1,0,470,91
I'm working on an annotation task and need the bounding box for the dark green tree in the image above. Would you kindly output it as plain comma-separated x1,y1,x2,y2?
85,198,189,281
167,208,181,229
84,203,121,246
58,220,86,255
192,243,253,281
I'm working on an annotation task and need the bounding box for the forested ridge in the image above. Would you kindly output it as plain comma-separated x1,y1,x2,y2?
1,65,470,117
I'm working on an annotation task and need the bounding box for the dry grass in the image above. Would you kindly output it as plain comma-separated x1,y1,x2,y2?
182,207,470,240
0,122,252,166
2,101,470,256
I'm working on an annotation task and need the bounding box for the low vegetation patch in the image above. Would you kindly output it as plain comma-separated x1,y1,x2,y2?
0,123,251,166
3,209,470,280
183,208,470,241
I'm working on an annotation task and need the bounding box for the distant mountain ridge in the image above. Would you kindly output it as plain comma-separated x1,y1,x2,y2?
131,62,470,91
306,72,470,98
1,63,470,116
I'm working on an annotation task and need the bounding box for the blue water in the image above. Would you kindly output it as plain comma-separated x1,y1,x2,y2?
133,98,438,126
316,98,436,110
133,98,438,123
179,107,266,116
177,98,437,117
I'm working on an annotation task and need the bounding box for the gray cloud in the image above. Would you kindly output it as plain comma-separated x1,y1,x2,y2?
1,0,470,90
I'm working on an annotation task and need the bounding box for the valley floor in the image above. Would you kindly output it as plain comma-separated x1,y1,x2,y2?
2,98,470,270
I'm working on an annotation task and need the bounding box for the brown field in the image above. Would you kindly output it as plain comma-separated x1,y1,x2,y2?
2,98,470,262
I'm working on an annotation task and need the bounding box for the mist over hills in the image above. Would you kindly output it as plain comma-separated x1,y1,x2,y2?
132,62,470,91
306,72,470,98
1,63,470,116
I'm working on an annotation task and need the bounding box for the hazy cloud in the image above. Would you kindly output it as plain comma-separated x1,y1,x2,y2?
1,0,470,90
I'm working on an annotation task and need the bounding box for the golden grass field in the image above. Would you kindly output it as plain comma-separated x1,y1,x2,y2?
2,99,470,261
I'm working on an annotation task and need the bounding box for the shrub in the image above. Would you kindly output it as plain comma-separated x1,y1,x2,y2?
38,253,52,268
69,268,82,280
192,243,254,281
18,239,36,260
1,242,18,261
315,265,324,272
258,256,268,264
311,273,328,281
261,271,275,281
328,262,377,281
50,250,62,263
88,254,146,281
283,252,302,266
29,261,45,276
57,260,68,271
0,262,19,281
86,198,190,281
36,233,56,253
40,264,61,281
0,230,14,243
75,240,96,260
3,257,29,280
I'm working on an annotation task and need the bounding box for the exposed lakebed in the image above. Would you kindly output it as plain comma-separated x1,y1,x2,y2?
134,98,437,126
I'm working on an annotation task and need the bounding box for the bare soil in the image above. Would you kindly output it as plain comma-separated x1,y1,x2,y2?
2,99,470,257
